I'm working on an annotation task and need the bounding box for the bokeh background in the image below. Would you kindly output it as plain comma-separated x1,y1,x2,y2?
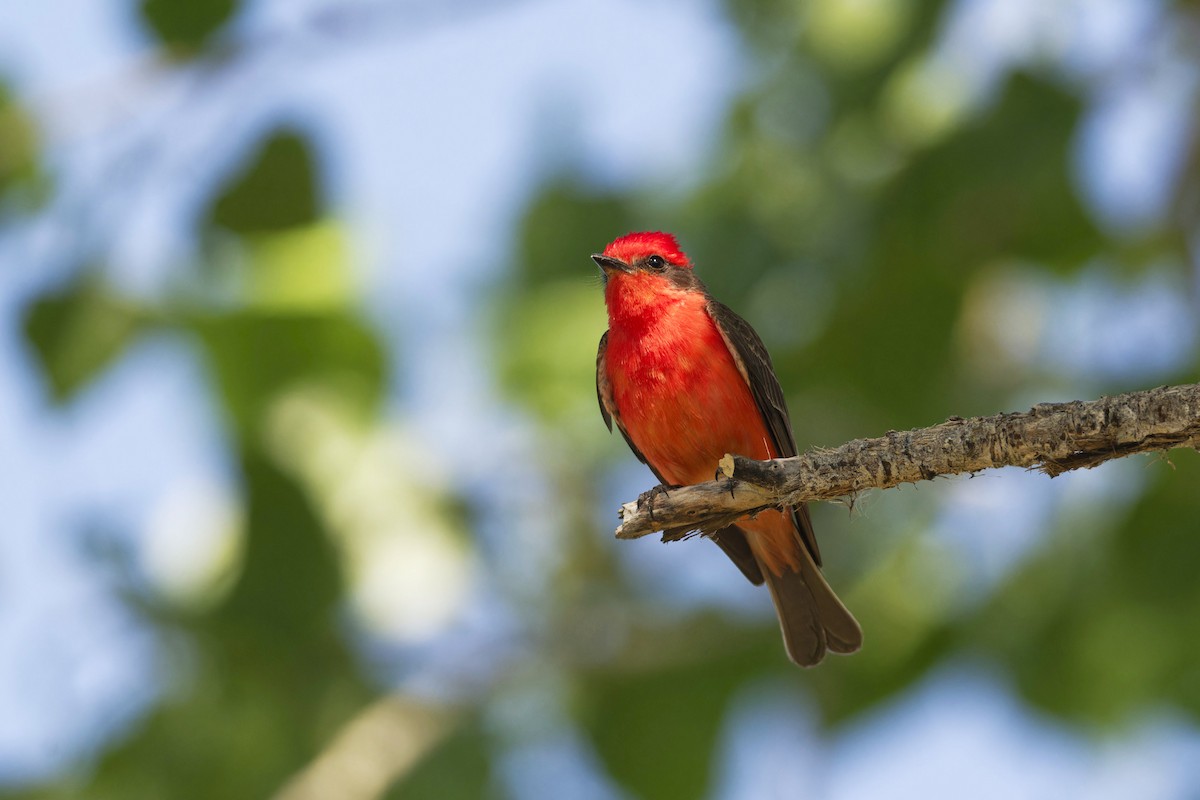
3,0,1200,797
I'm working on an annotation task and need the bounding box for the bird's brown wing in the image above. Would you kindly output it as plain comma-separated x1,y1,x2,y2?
597,330,764,584
706,300,822,566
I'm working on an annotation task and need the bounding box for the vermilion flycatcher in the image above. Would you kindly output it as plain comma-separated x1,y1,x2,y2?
594,231,862,666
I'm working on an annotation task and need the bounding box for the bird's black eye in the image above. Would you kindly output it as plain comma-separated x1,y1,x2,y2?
646,255,666,271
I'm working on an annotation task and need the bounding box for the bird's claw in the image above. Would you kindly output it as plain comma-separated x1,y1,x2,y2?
638,483,681,523
714,467,736,499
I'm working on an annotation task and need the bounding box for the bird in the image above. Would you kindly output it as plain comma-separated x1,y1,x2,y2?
593,231,861,666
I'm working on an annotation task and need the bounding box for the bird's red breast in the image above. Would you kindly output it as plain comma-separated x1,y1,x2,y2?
603,270,803,576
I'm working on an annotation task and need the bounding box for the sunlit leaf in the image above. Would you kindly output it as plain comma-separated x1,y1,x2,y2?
805,0,913,72
204,220,356,311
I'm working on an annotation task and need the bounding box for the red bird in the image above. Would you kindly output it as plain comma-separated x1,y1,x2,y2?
594,231,862,666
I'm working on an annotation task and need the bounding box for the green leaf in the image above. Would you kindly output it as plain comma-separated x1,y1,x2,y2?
0,81,44,209
208,129,321,236
190,311,386,438
23,276,143,403
581,652,758,800
138,0,239,53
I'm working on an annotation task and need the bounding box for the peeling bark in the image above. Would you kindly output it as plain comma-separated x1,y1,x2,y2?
615,383,1200,541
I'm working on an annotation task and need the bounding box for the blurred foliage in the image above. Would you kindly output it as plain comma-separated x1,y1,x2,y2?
32,451,373,800
138,0,240,54
498,182,634,427
192,311,384,436
9,0,1200,798
23,275,144,403
806,74,1103,424
389,723,496,800
0,81,45,211
582,637,766,800
18,121,388,798
208,130,322,236
975,451,1200,725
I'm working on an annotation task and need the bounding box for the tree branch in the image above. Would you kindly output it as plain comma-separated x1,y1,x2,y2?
615,382,1200,541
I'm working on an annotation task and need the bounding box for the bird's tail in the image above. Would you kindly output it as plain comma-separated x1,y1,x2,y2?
742,510,862,666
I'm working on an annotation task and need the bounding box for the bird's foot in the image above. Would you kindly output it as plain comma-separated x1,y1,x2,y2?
714,466,736,499
638,483,681,523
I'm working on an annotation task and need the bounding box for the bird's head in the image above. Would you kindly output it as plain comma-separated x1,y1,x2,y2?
592,231,692,280
593,231,704,320
594,231,691,272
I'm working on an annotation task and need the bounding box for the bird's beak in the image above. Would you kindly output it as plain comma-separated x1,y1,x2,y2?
592,254,631,275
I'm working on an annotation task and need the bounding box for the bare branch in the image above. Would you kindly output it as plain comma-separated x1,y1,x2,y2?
615,382,1200,540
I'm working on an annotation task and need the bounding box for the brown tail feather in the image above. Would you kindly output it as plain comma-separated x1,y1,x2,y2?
753,541,862,667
